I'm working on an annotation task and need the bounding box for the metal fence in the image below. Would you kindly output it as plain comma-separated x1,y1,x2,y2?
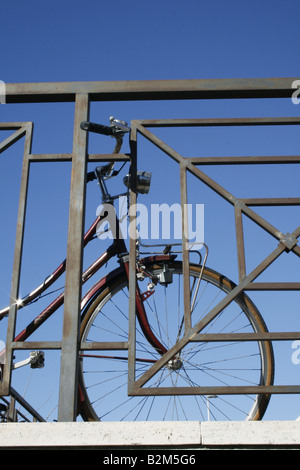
0,78,299,421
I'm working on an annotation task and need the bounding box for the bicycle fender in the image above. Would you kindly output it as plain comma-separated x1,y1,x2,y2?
80,265,125,312
80,254,177,313
139,254,177,264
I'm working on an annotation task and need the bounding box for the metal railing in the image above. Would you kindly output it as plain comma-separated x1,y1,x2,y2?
0,78,299,421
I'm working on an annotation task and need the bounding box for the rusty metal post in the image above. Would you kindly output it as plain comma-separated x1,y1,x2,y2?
180,164,192,332
58,94,89,421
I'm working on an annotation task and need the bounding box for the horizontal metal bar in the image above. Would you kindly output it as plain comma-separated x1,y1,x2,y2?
4,78,298,103
29,153,72,161
189,156,300,165
28,153,131,162
191,332,300,342
242,198,300,206
80,341,128,350
10,340,128,351
87,153,131,162
245,282,300,290
0,122,31,130
12,341,61,350
139,117,300,127
130,385,300,396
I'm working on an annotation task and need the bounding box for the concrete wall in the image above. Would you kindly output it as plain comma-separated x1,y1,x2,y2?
0,421,300,449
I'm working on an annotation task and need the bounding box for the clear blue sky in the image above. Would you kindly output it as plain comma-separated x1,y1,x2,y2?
1,0,299,82
0,0,300,421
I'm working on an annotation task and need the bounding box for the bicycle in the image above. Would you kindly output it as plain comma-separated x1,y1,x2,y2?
0,117,274,422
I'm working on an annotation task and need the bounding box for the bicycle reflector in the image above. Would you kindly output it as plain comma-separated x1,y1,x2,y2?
123,171,152,194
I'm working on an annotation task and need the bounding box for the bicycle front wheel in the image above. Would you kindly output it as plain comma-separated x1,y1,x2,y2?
79,261,274,421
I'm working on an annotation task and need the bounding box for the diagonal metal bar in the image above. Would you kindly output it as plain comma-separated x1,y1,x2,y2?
0,126,28,154
134,121,186,164
186,161,285,237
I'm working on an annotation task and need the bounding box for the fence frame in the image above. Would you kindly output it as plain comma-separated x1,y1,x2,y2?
0,78,299,421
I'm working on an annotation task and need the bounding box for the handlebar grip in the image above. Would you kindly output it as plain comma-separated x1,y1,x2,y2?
80,121,113,136
86,171,97,183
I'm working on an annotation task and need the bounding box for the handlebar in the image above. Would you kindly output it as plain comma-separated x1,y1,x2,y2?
82,117,134,200
80,121,113,136
80,117,130,137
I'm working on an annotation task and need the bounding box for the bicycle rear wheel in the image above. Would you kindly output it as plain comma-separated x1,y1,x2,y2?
79,260,274,421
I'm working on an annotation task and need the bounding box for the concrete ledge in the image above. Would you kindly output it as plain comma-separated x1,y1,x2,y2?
201,421,300,446
0,421,200,448
0,421,299,449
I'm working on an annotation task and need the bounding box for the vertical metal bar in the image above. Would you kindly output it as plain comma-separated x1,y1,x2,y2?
0,153,30,396
127,123,138,395
58,94,89,421
7,396,17,422
180,164,191,331
0,123,32,396
234,201,246,281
